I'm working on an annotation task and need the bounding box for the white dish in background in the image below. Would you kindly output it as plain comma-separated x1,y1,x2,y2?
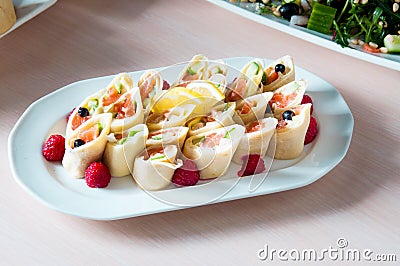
8,57,354,220
0,0,57,39
208,0,400,71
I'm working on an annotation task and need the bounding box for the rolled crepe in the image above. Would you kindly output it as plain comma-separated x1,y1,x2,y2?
173,54,208,86
274,103,311,160
137,69,164,113
133,145,183,191
209,73,227,95
66,90,104,137
0,0,16,35
103,124,149,177
233,92,273,125
183,124,245,179
187,102,236,136
146,104,195,131
207,59,228,78
232,117,278,164
62,113,112,178
269,79,306,119
146,126,189,149
262,55,295,92
107,88,144,133
100,73,134,108
226,58,264,101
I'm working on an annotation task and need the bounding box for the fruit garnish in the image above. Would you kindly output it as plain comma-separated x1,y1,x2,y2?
85,162,112,188
42,134,65,161
172,160,200,186
304,116,318,145
237,154,266,177
301,94,314,114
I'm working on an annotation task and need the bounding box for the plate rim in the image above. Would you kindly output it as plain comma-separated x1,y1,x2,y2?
8,56,354,220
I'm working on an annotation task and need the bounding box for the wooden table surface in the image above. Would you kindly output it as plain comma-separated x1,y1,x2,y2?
1,0,399,265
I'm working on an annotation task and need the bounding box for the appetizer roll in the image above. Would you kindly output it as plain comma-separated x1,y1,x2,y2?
187,102,236,136
225,58,264,101
66,90,104,137
262,55,295,92
207,59,228,78
100,73,134,108
174,54,209,86
146,104,195,131
146,126,189,149
233,92,273,125
269,80,306,119
62,113,112,178
107,88,144,133
209,73,227,94
103,124,149,177
133,145,183,191
183,124,245,179
137,69,164,113
274,103,312,160
232,117,278,164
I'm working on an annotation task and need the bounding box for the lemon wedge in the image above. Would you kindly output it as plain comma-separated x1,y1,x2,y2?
186,80,225,100
150,87,203,113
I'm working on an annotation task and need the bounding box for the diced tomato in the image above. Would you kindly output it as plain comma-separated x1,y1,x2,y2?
202,133,224,148
246,121,262,133
227,78,246,101
266,71,279,85
143,147,164,160
102,87,122,107
77,124,100,144
139,75,156,101
269,92,297,109
71,114,90,130
276,119,287,130
115,95,136,119
182,72,199,82
240,101,253,115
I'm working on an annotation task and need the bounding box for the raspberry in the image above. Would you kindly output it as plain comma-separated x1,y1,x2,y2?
238,154,265,177
42,134,65,161
162,80,170,90
172,160,200,186
304,116,318,145
301,94,313,114
85,162,112,188
66,108,76,122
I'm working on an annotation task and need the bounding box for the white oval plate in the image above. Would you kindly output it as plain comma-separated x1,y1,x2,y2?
8,57,354,220
208,0,400,71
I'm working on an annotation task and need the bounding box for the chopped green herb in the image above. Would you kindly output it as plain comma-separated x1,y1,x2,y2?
217,66,222,74
116,82,123,93
88,99,99,111
151,136,162,140
129,130,141,137
192,136,206,145
150,155,166,161
187,67,197,75
97,122,103,133
223,103,231,112
224,128,235,138
118,137,128,145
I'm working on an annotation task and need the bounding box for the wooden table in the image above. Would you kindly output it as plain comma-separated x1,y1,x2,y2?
1,0,399,264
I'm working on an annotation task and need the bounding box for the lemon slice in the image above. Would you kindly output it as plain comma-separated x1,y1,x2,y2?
186,80,225,100
150,87,202,113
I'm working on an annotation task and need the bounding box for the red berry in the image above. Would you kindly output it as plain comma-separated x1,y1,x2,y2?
304,116,318,145
301,94,313,114
85,162,112,188
172,160,200,186
66,108,76,122
42,134,65,161
162,80,170,90
238,154,266,177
